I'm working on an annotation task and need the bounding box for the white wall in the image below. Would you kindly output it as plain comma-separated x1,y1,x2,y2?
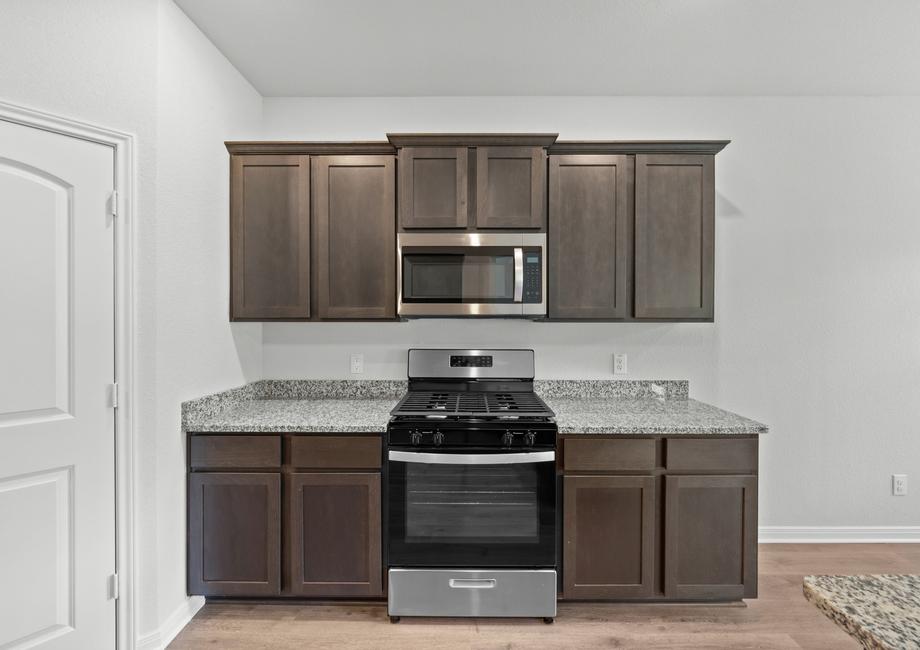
154,0,262,640
1,0,263,645
262,96,920,531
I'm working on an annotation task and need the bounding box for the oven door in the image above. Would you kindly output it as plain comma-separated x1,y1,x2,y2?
386,449,556,568
397,233,546,317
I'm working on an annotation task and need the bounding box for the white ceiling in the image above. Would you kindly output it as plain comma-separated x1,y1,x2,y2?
173,0,920,97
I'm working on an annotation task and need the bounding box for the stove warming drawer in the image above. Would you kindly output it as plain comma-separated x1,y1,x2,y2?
388,569,557,618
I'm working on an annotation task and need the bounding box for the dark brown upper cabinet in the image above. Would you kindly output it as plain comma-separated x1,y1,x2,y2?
187,472,281,597
287,472,383,597
389,134,556,232
230,155,310,320
475,146,546,229
664,474,758,600
312,155,397,319
548,155,631,319
398,147,468,229
634,154,715,320
225,139,728,323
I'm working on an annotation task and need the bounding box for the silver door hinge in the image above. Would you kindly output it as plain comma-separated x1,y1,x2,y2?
109,190,118,217
108,573,119,600
108,383,119,409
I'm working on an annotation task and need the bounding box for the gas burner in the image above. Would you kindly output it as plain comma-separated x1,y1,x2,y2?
391,390,553,419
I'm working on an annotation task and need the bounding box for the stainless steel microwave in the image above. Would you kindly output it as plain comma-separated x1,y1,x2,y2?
397,233,546,318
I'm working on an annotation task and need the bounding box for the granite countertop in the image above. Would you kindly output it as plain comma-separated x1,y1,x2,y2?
182,379,767,435
547,397,767,435
804,575,920,650
185,398,398,433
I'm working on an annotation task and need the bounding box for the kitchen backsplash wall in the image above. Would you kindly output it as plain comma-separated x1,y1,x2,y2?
263,319,716,386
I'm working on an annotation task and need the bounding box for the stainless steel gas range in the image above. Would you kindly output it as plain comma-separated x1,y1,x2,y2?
385,349,558,623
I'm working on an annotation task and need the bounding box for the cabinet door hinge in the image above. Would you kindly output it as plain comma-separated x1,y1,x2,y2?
108,573,119,600
109,190,118,218
108,382,119,409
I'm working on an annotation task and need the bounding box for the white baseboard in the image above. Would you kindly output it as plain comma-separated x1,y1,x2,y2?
759,526,920,543
136,596,205,650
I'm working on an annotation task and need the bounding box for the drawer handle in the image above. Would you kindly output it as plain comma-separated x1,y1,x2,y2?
448,578,496,589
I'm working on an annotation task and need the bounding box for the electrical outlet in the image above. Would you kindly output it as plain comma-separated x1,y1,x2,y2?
350,353,364,375
613,353,628,375
892,474,908,496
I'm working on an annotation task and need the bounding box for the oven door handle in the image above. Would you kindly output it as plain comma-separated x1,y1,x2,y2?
388,450,555,465
513,247,524,303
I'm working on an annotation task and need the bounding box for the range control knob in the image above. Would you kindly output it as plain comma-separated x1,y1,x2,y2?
433,431,445,446
409,430,422,446
524,431,537,447
502,431,515,447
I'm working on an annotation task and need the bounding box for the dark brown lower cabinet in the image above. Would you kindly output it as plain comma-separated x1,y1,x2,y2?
560,435,758,602
287,472,383,597
188,472,281,596
563,475,656,599
664,474,758,600
187,433,384,599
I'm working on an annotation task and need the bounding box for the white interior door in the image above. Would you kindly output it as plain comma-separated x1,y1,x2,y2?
0,119,116,649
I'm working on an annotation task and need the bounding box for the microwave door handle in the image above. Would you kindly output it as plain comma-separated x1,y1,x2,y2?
513,247,524,303
388,450,555,465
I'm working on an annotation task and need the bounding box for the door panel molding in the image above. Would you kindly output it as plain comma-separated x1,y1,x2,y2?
0,157,75,426
0,466,74,648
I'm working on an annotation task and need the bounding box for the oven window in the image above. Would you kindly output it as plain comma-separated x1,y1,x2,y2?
387,453,556,568
402,251,514,303
405,463,538,543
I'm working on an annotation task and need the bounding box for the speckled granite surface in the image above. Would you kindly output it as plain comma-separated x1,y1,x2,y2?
182,380,402,432
258,379,406,400
185,398,397,433
803,575,920,650
534,379,688,400
548,397,766,435
182,379,766,435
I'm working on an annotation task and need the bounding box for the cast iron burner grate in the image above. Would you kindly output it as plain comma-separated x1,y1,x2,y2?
391,391,553,417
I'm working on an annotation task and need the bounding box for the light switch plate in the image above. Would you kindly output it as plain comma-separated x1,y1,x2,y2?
350,353,364,374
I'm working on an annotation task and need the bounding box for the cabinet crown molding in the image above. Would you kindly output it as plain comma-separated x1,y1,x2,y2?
225,138,730,156
225,141,396,155
387,133,559,148
548,140,730,155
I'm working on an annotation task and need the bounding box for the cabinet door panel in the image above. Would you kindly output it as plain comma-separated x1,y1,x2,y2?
476,147,546,229
635,154,714,319
563,475,656,599
230,155,310,319
188,473,280,596
664,475,757,600
287,472,383,597
399,147,468,229
549,155,630,318
313,155,396,319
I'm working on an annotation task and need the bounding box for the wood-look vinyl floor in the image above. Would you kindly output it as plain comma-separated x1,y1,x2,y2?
168,544,920,649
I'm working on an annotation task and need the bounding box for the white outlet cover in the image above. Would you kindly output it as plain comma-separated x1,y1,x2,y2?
350,353,364,374
892,474,908,496
613,353,628,375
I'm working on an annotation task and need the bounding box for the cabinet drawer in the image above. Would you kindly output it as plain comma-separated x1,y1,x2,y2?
190,435,281,469
666,438,757,473
290,435,381,469
563,438,657,472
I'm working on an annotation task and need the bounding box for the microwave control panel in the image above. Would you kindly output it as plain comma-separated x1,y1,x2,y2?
523,250,543,303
